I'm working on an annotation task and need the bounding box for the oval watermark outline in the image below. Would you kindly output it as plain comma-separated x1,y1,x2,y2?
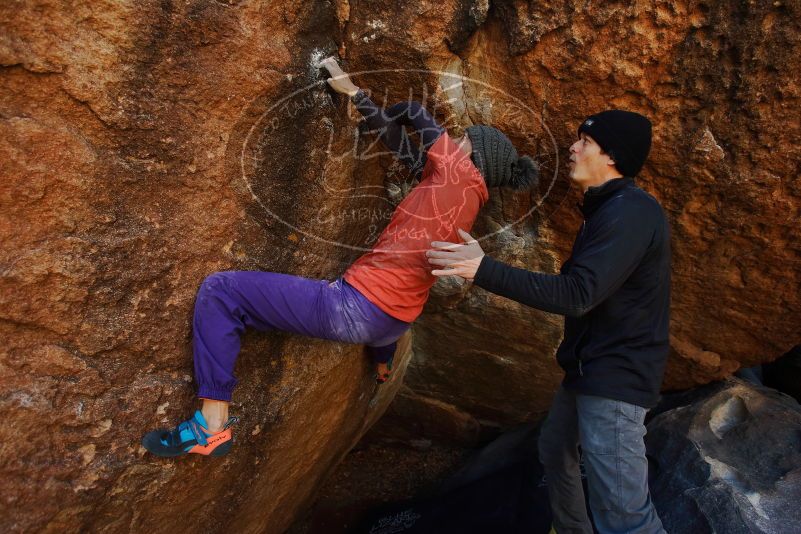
240,68,561,253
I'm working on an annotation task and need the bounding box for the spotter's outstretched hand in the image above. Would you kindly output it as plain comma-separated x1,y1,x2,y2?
426,229,485,281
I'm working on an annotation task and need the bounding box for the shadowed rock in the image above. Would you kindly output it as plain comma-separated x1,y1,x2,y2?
647,378,801,533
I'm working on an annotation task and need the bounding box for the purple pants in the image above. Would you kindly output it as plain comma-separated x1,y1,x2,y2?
192,271,410,401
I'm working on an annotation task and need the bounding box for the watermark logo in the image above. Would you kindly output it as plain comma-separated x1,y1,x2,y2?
236,68,561,253
368,508,422,533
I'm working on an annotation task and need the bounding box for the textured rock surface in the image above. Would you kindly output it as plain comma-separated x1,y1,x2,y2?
2,0,800,531
647,378,801,533
0,1,412,531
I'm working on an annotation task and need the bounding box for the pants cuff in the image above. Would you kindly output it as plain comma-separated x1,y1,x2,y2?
366,345,396,364
197,386,233,402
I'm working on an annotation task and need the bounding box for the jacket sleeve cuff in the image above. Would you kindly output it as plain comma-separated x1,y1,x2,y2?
351,89,368,104
474,255,501,288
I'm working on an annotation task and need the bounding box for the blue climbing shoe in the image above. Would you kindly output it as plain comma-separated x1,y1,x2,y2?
141,410,238,457
376,354,395,384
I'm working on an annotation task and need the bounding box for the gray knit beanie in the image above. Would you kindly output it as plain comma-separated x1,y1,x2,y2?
466,125,539,189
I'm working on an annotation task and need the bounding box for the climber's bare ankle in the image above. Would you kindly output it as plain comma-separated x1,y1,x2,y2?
200,398,229,433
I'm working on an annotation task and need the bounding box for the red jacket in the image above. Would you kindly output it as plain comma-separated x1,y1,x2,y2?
344,132,489,322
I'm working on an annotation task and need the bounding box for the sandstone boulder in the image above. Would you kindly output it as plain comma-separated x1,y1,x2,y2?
0,1,415,530
2,0,800,530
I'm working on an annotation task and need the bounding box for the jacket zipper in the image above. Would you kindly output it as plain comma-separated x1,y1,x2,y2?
578,359,583,376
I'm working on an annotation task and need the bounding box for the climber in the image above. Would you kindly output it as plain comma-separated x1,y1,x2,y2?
426,112,669,533
140,57,539,457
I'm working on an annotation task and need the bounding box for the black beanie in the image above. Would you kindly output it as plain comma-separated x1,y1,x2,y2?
577,110,652,177
465,125,539,189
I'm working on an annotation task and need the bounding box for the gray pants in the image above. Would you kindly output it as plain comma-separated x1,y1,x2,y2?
538,387,665,534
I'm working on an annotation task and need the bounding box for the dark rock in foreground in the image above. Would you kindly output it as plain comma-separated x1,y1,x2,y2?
354,424,554,534
647,378,801,534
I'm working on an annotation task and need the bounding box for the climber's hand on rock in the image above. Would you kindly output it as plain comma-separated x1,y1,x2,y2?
319,57,360,97
427,229,484,281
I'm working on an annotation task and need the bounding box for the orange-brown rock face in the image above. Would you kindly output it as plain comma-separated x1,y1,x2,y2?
0,1,412,532
1,0,799,531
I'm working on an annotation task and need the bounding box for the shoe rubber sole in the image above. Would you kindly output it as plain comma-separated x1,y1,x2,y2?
141,427,233,457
